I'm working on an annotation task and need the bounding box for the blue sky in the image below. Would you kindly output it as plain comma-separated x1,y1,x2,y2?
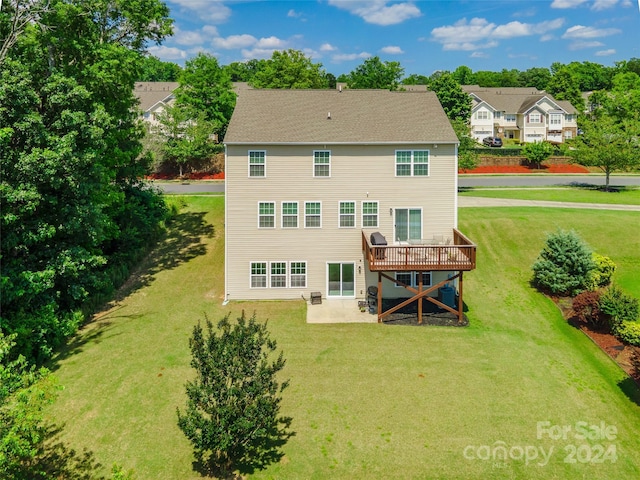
154,0,640,77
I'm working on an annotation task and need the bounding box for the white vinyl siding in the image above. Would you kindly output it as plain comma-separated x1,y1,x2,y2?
339,201,356,228
258,202,275,228
248,150,266,177
305,201,322,228
313,150,331,177
396,150,429,177
362,201,379,228
281,202,298,228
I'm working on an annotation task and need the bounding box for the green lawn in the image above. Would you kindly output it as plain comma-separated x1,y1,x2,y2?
46,197,640,479
459,186,640,205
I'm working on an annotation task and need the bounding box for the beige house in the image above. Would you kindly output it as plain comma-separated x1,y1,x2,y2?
224,88,476,322
464,86,578,144
134,82,179,126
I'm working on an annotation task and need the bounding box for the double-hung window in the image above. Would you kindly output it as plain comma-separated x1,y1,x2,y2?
476,110,489,120
362,201,379,228
313,151,331,177
339,201,356,228
258,202,275,228
528,112,541,124
281,202,298,228
305,202,321,228
395,272,432,288
249,151,266,177
550,113,562,127
290,262,307,288
270,262,287,288
396,150,429,177
250,262,267,288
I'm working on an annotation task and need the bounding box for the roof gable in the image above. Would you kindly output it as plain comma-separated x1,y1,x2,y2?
224,89,458,144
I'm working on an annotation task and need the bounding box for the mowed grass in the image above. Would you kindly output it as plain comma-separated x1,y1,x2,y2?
46,197,640,479
459,185,640,205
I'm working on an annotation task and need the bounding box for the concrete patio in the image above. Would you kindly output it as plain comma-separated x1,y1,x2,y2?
305,298,378,324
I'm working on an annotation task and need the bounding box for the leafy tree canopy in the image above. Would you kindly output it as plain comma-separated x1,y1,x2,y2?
250,49,329,89
345,56,404,90
138,55,181,81
177,312,293,477
427,72,472,121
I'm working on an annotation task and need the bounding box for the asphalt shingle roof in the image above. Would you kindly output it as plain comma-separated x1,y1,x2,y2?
224,89,458,144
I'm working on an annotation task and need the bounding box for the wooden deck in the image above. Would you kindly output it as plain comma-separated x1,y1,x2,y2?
362,229,477,272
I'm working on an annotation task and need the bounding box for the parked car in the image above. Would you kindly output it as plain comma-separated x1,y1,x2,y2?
483,136,503,147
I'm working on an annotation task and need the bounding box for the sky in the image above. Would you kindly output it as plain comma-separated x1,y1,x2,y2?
153,0,640,77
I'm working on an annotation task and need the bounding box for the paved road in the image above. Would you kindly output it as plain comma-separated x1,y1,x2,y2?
459,175,640,188
153,175,640,194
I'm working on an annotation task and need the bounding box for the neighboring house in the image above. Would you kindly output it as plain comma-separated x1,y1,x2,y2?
224,88,476,323
134,82,179,126
464,86,578,144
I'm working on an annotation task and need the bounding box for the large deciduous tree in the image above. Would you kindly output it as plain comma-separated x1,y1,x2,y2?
175,52,236,139
345,56,404,90
1,0,172,361
177,312,293,477
428,72,472,121
568,72,640,189
250,49,329,89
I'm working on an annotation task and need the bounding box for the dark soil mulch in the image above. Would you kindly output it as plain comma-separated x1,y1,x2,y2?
381,298,468,327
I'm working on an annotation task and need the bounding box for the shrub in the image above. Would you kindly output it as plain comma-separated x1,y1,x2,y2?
613,321,640,347
600,284,640,328
532,229,595,296
572,290,602,326
587,253,616,289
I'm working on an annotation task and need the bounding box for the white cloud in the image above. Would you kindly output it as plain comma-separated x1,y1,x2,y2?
256,36,287,49
332,52,372,62
592,0,620,10
595,48,617,56
569,40,605,49
172,29,206,46
328,0,421,26
320,43,337,52
562,25,622,39
168,0,232,23
212,34,257,49
380,45,404,54
241,48,279,60
470,51,490,59
287,9,302,18
430,17,563,51
147,45,189,61
551,0,588,8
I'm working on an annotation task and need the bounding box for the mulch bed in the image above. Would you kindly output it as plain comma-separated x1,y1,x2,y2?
460,164,590,174
381,298,469,327
554,296,640,386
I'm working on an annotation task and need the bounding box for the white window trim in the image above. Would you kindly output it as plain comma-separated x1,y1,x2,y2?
248,150,267,178
313,150,331,178
281,201,299,229
395,150,430,177
338,200,356,228
289,261,307,288
257,201,275,229
250,261,267,289
528,112,542,124
304,201,322,229
270,261,287,288
395,272,432,288
361,201,379,228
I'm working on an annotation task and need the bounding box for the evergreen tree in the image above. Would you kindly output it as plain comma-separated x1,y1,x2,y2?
177,312,293,477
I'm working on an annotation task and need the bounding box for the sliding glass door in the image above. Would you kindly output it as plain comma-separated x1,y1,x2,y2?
327,263,355,297
394,208,422,242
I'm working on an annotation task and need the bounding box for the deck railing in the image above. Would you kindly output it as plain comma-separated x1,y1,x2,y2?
362,229,476,272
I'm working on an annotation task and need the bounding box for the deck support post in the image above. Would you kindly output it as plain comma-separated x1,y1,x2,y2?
458,272,464,323
377,272,382,323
